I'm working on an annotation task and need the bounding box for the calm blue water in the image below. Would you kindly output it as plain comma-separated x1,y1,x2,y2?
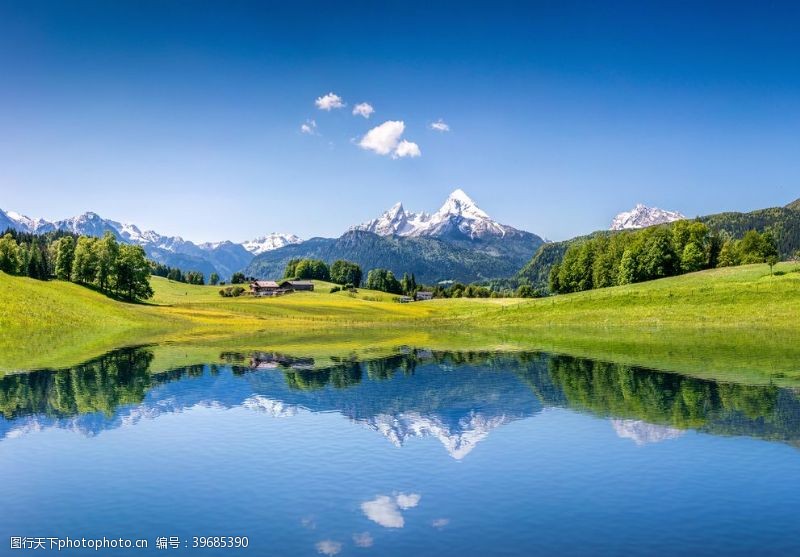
1,348,799,556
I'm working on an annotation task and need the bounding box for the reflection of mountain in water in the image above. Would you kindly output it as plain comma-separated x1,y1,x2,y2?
1,347,800,456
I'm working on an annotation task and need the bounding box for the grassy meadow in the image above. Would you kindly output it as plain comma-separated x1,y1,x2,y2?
2,263,799,384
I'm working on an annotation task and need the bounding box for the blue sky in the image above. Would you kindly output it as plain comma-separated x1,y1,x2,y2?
0,1,798,242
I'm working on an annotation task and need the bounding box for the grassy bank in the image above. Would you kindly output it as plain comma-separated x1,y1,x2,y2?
2,263,799,384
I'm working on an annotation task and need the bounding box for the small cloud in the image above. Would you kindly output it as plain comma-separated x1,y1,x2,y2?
358,120,421,159
315,92,345,111
352,532,373,548
430,119,450,132
300,119,318,135
361,493,421,528
315,540,342,556
301,516,317,529
352,102,375,118
432,518,450,529
359,120,405,155
392,140,421,159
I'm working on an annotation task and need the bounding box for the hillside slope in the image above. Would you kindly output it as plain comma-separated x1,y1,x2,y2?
519,205,800,291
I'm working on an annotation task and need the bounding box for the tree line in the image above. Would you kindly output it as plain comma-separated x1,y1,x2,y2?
150,262,209,285
0,229,153,301
549,220,780,294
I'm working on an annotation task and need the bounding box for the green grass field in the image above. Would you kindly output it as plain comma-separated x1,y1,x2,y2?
2,263,799,384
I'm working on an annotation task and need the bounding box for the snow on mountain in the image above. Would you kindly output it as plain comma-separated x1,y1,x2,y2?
364,410,513,460
0,208,299,254
0,207,300,279
241,233,303,255
353,189,520,240
610,204,685,230
611,419,685,445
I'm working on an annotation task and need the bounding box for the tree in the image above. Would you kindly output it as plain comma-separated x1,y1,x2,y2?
25,243,48,279
293,259,330,281
516,285,535,298
55,236,76,280
548,263,561,293
641,228,677,281
94,232,120,292
0,233,20,274
617,249,636,285
231,272,247,284
717,239,740,267
365,268,402,294
209,273,219,286
72,236,98,284
114,244,154,301
767,255,779,275
283,258,302,279
681,242,706,273
330,260,362,286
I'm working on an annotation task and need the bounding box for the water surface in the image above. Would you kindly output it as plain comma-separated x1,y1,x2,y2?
2,348,799,556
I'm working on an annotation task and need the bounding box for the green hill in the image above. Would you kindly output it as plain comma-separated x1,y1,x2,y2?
518,205,800,291
786,197,800,211
4,264,800,385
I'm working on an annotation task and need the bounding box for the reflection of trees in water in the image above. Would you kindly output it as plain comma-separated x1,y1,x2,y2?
0,347,155,418
0,347,799,445
545,355,800,442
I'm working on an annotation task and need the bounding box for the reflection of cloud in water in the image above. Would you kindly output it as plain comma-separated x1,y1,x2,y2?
612,419,685,445
352,532,373,547
361,493,421,528
432,518,449,529
395,493,421,509
242,395,301,418
315,540,342,555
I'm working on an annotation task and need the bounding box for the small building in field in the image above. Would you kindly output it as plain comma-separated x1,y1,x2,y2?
398,296,413,303
415,291,434,301
286,280,314,291
250,280,290,297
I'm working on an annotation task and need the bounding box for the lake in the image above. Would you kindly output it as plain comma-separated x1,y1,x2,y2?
2,347,799,556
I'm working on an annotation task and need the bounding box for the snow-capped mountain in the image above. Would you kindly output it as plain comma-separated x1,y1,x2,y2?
610,204,685,230
353,189,522,240
241,233,302,255
0,207,300,279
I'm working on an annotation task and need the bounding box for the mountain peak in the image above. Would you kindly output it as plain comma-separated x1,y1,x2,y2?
241,233,302,255
610,204,685,230
437,188,489,220
352,188,529,240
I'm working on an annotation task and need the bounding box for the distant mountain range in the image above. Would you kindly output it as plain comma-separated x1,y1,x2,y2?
610,204,685,230
0,208,300,280
245,190,546,283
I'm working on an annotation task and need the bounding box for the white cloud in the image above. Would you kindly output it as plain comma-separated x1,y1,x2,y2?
300,119,318,135
315,540,342,556
432,518,450,529
315,92,345,111
359,120,405,155
352,102,375,118
430,119,450,132
392,140,421,159
361,493,421,528
358,120,421,159
352,532,373,548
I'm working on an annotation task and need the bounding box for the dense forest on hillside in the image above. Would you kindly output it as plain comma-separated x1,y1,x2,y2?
0,230,153,301
519,204,800,292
